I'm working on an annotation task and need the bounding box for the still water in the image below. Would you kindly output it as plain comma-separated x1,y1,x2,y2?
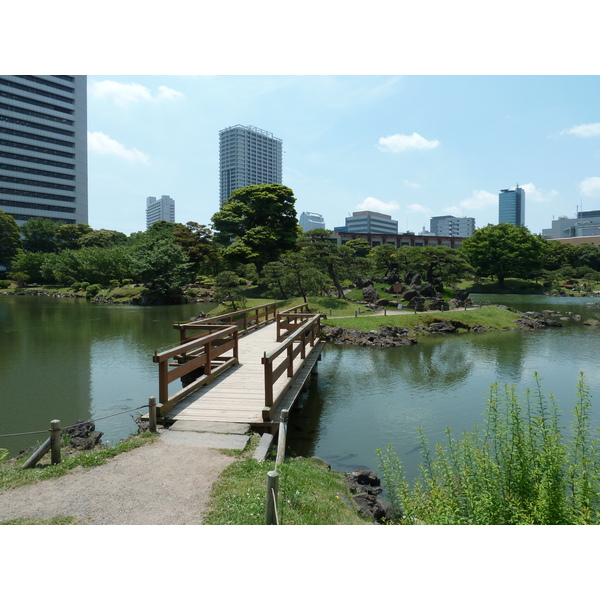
0,296,214,457
286,295,600,480
1,294,599,482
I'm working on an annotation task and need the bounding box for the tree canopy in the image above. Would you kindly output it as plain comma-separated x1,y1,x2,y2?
461,223,546,287
0,210,21,266
211,184,300,273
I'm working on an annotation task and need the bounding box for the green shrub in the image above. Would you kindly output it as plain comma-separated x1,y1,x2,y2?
85,284,103,298
122,278,133,286
378,373,600,525
0,280,10,289
109,279,120,288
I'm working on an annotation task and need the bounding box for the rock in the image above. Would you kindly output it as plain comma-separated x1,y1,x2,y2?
428,321,457,333
349,469,380,486
584,319,600,326
362,285,379,304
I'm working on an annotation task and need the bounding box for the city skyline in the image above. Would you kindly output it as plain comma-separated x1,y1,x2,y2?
85,75,600,238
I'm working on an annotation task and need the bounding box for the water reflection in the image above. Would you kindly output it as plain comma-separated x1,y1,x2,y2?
0,296,213,456
288,295,600,481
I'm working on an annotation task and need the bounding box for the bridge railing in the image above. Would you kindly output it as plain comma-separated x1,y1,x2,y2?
276,302,312,341
153,324,239,416
262,313,324,421
175,302,278,343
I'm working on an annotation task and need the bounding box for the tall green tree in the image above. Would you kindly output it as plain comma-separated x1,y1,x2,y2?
211,184,300,273
300,229,368,298
0,210,21,267
461,223,546,287
173,222,215,277
77,229,128,248
56,223,93,250
400,245,474,284
129,236,191,296
20,217,60,253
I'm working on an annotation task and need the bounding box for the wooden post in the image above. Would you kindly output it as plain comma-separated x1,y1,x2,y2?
287,345,294,377
275,410,288,467
149,396,157,433
50,419,61,465
265,470,279,525
23,437,51,468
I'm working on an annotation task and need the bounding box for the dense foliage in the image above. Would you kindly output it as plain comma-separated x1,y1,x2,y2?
4,185,600,299
378,374,600,524
0,210,21,267
211,183,300,273
461,223,547,287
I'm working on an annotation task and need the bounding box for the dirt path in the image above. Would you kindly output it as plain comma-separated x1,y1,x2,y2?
0,432,240,525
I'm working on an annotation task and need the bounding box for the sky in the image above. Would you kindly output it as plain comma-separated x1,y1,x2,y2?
85,74,600,236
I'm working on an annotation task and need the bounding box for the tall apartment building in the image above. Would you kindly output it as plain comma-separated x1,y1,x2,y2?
335,211,399,235
299,211,325,231
146,195,175,229
430,215,475,238
499,186,525,226
0,75,88,226
219,124,282,206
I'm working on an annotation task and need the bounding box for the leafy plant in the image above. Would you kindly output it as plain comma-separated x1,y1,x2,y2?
377,373,600,524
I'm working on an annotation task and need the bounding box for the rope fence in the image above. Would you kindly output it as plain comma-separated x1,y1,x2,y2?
0,402,150,439
1,397,158,469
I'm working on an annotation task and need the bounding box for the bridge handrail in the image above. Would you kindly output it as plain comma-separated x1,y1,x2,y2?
175,302,278,341
262,313,323,418
276,303,311,341
153,324,239,409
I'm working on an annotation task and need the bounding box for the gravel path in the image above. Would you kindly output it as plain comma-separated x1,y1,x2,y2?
0,436,237,525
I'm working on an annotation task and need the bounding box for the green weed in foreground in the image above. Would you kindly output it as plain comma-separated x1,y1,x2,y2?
204,457,369,525
378,373,600,524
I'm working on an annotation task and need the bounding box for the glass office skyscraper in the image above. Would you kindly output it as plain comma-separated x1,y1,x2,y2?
219,124,282,206
0,75,88,226
499,186,525,226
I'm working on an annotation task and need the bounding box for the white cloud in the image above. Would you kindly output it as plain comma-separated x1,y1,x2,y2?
561,123,600,137
376,132,440,152
459,190,497,210
156,85,185,101
579,177,600,196
407,203,431,215
89,80,184,106
88,132,149,163
403,179,421,188
356,196,400,213
520,182,559,203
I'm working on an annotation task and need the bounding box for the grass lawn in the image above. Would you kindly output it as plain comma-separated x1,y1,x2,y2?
204,456,370,525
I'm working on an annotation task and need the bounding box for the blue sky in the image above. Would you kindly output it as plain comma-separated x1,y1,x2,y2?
86,75,600,236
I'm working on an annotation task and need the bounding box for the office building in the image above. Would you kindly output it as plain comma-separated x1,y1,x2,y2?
146,195,175,229
0,75,88,226
499,186,525,226
542,211,600,239
299,211,325,231
430,215,475,238
340,211,398,235
219,124,282,206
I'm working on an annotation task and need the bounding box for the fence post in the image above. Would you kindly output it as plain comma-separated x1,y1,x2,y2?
275,410,288,467
265,470,279,525
149,396,157,433
50,419,61,465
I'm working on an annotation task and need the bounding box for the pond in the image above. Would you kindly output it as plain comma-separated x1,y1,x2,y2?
0,295,215,457
286,294,600,481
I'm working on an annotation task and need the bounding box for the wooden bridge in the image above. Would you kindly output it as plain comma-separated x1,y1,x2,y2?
146,303,325,433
